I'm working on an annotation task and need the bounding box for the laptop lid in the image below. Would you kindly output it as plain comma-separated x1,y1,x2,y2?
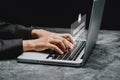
82,0,105,65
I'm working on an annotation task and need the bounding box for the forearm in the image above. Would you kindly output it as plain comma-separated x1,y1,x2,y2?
0,21,33,39
15,24,33,39
0,39,23,59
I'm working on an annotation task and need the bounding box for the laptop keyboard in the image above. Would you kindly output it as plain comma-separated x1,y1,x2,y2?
46,41,85,61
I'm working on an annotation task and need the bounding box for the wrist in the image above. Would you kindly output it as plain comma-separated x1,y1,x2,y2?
23,40,35,51
31,29,54,38
31,29,41,38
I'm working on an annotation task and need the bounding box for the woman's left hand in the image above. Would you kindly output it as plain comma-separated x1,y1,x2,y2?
31,29,76,45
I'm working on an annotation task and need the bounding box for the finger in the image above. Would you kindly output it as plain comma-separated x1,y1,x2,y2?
50,39,66,51
55,37,74,50
63,38,74,50
47,43,64,54
52,37,68,50
61,34,76,45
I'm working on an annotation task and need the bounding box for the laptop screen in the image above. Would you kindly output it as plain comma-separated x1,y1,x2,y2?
82,0,106,65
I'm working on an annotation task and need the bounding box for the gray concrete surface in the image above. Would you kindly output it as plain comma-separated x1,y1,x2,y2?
0,30,120,80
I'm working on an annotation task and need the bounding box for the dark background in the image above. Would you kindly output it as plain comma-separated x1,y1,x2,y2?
0,0,120,30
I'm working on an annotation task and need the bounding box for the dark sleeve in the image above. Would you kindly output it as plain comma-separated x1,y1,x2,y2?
0,22,33,39
0,21,33,59
0,39,23,59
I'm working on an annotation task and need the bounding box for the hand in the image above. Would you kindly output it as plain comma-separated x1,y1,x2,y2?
31,29,53,38
23,37,75,54
31,29,76,45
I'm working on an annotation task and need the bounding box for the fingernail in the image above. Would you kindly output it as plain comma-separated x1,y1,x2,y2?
74,42,77,47
70,46,74,50
61,52,64,54
74,40,76,45
73,39,76,42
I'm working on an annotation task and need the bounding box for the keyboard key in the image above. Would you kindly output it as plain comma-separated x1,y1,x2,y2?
68,41,85,60
62,50,71,60
72,42,85,61
56,54,65,60
46,50,59,59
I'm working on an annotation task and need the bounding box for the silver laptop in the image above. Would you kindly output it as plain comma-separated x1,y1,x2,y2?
17,0,105,67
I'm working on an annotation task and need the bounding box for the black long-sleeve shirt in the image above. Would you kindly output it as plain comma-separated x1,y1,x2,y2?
0,21,33,59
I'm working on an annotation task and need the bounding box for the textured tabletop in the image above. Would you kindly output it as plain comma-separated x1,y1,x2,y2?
0,30,120,80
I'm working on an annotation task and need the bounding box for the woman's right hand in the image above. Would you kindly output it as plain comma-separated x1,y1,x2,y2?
23,37,75,54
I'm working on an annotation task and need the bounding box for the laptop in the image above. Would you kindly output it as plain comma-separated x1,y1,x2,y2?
17,0,105,67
